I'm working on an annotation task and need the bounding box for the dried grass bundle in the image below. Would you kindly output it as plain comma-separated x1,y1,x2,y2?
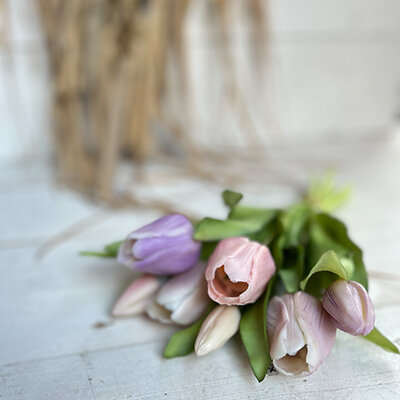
35,0,267,201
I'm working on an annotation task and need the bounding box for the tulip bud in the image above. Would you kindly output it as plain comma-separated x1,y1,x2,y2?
117,214,201,275
267,292,336,376
205,237,276,305
322,279,375,336
146,263,209,325
112,274,162,317
195,305,241,356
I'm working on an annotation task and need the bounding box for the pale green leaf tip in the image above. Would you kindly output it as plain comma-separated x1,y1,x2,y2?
306,170,353,212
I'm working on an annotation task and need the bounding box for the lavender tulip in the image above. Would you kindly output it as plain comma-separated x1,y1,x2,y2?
146,262,209,325
322,279,375,336
267,292,336,376
117,214,201,275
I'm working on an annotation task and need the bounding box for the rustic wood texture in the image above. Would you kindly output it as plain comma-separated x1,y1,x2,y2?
1,140,400,399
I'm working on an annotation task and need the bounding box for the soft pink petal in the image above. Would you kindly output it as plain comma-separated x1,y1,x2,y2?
205,237,276,305
112,275,161,317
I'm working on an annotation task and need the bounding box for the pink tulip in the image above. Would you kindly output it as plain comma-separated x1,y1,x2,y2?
205,237,276,305
322,279,375,336
195,305,241,356
146,263,209,325
112,274,162,317
267,292,336,376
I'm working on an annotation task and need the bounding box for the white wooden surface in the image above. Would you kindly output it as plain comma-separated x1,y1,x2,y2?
1,140,400,399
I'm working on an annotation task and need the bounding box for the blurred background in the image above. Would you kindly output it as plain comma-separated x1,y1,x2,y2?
2,0,400,206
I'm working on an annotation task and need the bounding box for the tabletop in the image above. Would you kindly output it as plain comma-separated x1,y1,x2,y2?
1,139,400,399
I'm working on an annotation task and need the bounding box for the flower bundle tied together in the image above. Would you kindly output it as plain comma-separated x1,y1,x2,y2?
83,180,399,381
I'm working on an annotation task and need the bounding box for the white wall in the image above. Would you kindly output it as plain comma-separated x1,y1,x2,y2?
183,0,400,148
1,0,400,163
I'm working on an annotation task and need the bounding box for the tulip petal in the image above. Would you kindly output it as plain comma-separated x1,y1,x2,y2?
146,301,173,324
170,281,209,325
131,214,194,239
195,305,241,356
351,281,375,335
117,239,136,268
157,263,206,309
294,292,336,373
132,235,195,260
147,263,209,325
206,237,276,305
112,275,162,317
117,214,201,275
267,292,336,376
134,239,201,275
267,295,305,366
322,279,374,336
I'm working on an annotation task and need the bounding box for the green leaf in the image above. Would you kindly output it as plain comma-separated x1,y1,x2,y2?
194,218,262,241
228,206,276,222
240,278,275,382
222,190,243,209
363,327,399,354
307,213,368,290
300,250,354,297
80,240,124,258
164,305,214,358
164,319,204,358
200,241,218,260
104,240,124,256
280,203,311,249
80,251,115,258
193,209,276,242
279,246,305,293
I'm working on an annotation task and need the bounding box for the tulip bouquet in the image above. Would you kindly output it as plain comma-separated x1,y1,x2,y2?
82,177,399,381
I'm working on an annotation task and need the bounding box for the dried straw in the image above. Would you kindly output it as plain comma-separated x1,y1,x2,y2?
33,0,267,202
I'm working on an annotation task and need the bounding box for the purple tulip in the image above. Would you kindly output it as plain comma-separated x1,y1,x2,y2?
267,292,336,376
117,214,201,275
322,279,375,336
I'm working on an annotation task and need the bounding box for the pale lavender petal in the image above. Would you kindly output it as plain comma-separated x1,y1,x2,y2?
134,238,200,274
267,292,336,376
267,295,305,364
294,292,336,373
322,279,375,336
132,235,193,260
117,214,200,275
351,281,375,335
130,214,194,239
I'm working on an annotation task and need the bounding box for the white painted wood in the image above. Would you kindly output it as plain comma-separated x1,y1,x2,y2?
1,140,400,399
